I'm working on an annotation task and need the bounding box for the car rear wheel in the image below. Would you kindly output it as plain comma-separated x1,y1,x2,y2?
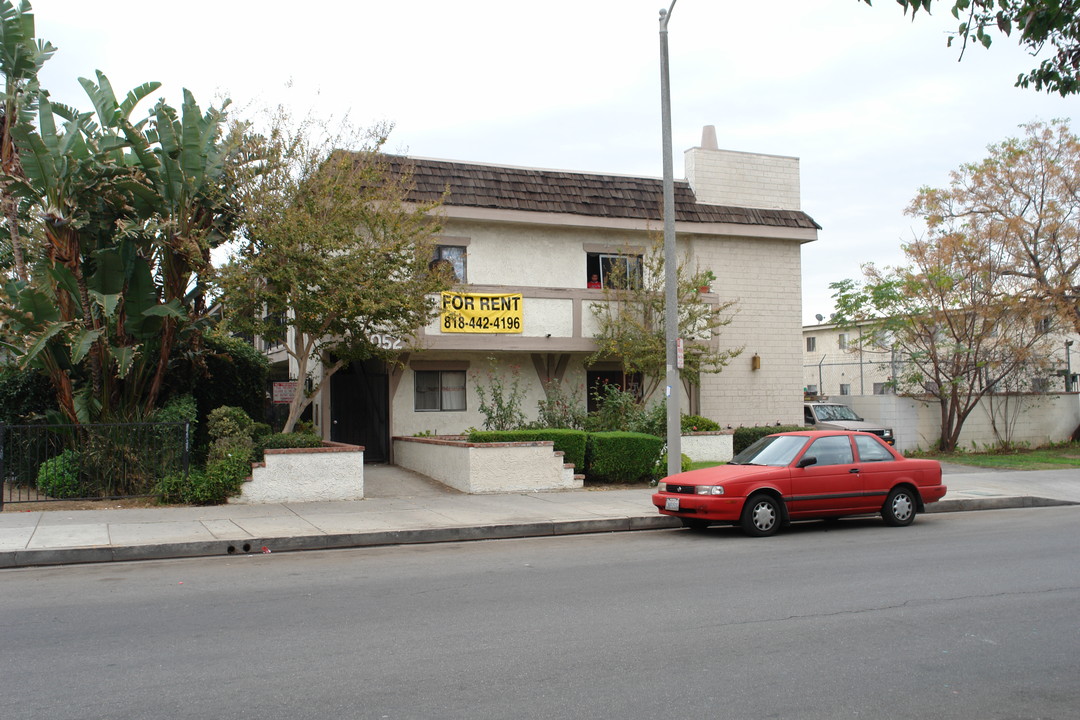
741,494,781,537
680,518,711,531
882,486,916,527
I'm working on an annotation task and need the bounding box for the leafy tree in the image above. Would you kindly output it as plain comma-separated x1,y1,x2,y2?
910,119,1080,336
0,0,53,282
831,232,1057,452
588,237,741,402
860,0,1080,95
219,112,452,432
0,1,243,422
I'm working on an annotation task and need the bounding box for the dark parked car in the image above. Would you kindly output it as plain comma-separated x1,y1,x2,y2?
653,430,946,536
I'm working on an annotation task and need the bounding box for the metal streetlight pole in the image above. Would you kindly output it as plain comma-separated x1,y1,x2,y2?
1066,340,1074,392
659,0,681,477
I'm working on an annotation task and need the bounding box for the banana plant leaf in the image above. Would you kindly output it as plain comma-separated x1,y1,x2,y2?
69,327,104,365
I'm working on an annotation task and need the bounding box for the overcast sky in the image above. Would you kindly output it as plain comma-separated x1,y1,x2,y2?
34,0,1078,323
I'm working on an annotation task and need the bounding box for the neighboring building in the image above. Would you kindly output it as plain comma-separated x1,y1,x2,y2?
802,321,1080,399
267,128,820,461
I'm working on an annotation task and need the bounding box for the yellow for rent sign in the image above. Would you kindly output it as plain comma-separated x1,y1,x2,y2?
440,292,523,333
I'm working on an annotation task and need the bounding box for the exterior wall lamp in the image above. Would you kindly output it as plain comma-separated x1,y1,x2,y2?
751,353,761,371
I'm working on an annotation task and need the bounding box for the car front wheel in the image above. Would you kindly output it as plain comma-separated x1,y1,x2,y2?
882,486,917,527
741,494,781,537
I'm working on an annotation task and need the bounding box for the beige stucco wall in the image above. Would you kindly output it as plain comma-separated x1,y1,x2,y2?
409,217,807,430
231,444,364,504
686,234,806,427
395,352,591,437
393,437,581,493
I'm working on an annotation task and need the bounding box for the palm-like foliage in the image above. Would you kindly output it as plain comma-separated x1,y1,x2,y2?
0,0,54,281
0,3,241,422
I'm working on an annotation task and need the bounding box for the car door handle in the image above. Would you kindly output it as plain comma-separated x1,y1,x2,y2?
849,468,860,473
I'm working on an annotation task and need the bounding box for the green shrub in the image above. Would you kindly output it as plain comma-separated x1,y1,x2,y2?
156,451,251,506
256,431,324,461
151,394,197,465
585,384,646,433
0,365,55,422
164,333,269,419
252,423,273,441
534,381,586,430
36,449,83,499
207,406,254,441
207,406,255,466
468,429,588,471
682,414,720,433
209,436,254,465
259,432,324,450
658,452,693,477
733,425,809,455
154,472,189,505
586,432,665,483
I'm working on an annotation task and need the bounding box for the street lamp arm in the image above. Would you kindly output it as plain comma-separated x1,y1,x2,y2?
659,0,678,30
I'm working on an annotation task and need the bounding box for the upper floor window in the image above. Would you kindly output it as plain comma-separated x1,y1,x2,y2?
431,245,467,282
806,336,816,352
838,333,849,350
586,252,642,290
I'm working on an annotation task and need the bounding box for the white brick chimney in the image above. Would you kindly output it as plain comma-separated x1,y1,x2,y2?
684,125,802,211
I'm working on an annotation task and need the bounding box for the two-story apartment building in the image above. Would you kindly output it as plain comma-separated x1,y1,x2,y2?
272,129,820,461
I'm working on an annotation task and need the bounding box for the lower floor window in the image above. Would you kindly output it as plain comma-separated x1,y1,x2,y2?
415,370,466,411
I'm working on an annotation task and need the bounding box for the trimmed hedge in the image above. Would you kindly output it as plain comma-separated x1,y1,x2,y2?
468,429,587,471
733,425,809,455
586,431,665,483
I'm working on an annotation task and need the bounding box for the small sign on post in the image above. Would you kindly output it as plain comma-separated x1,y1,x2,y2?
676,337,684,369
272,381,297,404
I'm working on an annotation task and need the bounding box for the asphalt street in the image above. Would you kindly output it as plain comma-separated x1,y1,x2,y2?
3,506,1078,720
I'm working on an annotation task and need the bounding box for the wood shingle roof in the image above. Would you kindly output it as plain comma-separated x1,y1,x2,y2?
385,155,820,230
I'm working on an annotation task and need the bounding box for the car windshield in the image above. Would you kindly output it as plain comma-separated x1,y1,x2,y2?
730,435,808,467
814,404,861,421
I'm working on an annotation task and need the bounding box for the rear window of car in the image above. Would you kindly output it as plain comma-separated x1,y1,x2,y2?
855,435,893,462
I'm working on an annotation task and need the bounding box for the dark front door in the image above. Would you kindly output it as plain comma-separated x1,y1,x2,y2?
330,360,390,463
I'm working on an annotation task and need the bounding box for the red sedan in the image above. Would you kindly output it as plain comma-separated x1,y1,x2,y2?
653,430,947,537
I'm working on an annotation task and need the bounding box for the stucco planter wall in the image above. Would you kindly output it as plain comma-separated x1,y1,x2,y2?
680,431,733,463
230,442,364,504
393,436,581,493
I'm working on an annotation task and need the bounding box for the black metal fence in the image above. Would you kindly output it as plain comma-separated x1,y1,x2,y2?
0,422,190,509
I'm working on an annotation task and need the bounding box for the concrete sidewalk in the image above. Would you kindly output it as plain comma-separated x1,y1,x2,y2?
1,464,1077,568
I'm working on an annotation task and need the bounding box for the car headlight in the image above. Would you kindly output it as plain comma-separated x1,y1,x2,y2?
657,482,667,492
695,485,724,496
883,429,894,438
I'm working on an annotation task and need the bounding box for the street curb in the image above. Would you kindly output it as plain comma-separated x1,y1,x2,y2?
1,499,1072,569
924,496,1077,513
0,515,684,569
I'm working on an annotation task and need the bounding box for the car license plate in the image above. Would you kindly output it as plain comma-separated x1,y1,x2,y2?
665,497,680,511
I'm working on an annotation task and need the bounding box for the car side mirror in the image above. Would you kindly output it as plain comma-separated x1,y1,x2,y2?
797,456,817,468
